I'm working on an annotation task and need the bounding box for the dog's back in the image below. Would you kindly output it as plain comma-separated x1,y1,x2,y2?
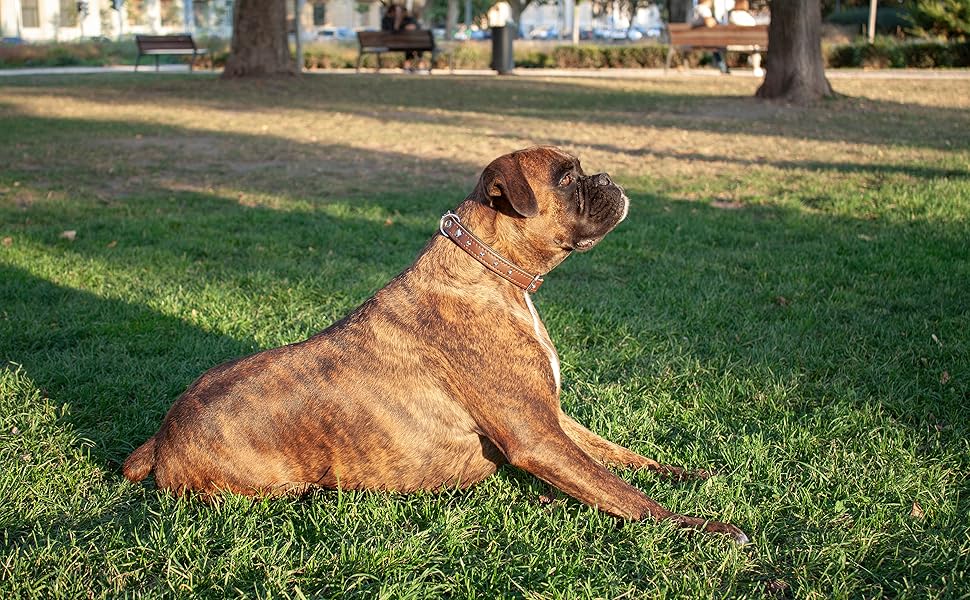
121,260,512,495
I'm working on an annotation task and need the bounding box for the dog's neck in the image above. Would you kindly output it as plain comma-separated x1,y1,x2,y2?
439,211,544,293
455,201,571,274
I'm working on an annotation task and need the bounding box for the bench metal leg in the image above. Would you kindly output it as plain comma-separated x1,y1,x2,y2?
356,53,363,73
751,51,764,77
135,54,141,72
665,47,673,74
155,55,160,72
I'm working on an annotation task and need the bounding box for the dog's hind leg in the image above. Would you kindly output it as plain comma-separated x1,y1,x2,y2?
558,413,711,481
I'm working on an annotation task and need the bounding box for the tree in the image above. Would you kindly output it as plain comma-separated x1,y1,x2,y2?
756,0,835,103
425,0,493,28
908,0,970,39
222,0,294,79
507,0,538,32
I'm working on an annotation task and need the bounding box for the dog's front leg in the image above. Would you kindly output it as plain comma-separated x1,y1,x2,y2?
558,413,711,481
479,407,748,543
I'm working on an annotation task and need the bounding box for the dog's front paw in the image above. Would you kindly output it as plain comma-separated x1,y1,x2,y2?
716,522,750,545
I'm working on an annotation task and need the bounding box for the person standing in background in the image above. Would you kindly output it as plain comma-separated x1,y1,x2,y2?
691,0,729,73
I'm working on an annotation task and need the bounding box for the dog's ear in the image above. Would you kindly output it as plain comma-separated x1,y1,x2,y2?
466,155,539,218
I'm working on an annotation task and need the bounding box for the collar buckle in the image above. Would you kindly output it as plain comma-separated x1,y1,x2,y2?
439,211,460,237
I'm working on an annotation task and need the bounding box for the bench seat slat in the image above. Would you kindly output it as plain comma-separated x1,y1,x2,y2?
140,49,206,55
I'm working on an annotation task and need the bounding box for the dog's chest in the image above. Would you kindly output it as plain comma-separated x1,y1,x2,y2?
522,293,561,397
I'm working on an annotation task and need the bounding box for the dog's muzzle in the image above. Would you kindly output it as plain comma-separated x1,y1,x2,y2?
571,173,629,252
583,173,629,224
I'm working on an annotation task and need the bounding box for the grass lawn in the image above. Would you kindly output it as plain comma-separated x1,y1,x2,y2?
0,72,968,598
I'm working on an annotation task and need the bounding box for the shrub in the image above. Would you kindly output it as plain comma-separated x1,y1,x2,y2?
825,37,970,67
907,0,970,40
0,42,115,67
0,38,223,69
826,6,913,34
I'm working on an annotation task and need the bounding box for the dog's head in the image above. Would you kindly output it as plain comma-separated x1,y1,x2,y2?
466,146,628,272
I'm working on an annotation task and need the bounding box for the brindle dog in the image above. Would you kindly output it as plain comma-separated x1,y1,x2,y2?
124,146,748,543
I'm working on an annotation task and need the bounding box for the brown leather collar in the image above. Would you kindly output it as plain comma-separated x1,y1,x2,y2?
439,212,544,293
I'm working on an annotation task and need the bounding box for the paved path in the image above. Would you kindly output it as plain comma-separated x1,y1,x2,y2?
2,64,969,79
0,65,189,76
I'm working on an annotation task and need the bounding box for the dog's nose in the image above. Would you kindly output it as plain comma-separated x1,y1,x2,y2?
592,173,613,187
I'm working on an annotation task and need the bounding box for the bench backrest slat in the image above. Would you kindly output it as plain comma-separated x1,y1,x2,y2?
136,34,197,51
667,24,768,47
358,30,434,51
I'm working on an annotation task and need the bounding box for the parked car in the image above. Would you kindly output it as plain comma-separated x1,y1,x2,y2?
528,27,559,40
593,27,645,42
317,27,355,41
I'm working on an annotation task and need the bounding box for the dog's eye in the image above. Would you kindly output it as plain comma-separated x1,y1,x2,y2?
559,173,573,187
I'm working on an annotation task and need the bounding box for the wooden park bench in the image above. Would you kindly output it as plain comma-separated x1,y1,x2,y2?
356,30,450,73
664,24,768,73
135,34,207,72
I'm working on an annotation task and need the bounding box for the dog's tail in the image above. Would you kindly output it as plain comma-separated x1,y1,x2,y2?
123,436,157,482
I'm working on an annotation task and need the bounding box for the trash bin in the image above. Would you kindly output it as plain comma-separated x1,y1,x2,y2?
490,26,514,74
487,2,514,74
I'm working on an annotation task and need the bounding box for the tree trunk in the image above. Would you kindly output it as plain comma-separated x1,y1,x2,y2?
667,0,693,23
755,0,834,104
447,0,458,40
508,0,531,35
222,0,293,79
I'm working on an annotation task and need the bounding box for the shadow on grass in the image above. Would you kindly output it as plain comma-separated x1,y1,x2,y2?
2,74,969,152
0,108,483,205
2,184,966,466
0,262,256,462
541,199,968,467
537,137,970,180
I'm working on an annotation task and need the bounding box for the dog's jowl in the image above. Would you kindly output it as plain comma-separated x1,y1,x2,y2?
124,146,748,543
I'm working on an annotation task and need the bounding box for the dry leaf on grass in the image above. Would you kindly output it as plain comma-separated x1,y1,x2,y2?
764,579,790,598
911,502,925,519
59,230,77,241
932,334,943,348
711,200,744,210
107,240,118,248
940,371,950,385
1,237,12,247
774,296,790,306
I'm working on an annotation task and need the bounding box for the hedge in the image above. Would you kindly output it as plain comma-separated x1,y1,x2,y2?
825,38,970,68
